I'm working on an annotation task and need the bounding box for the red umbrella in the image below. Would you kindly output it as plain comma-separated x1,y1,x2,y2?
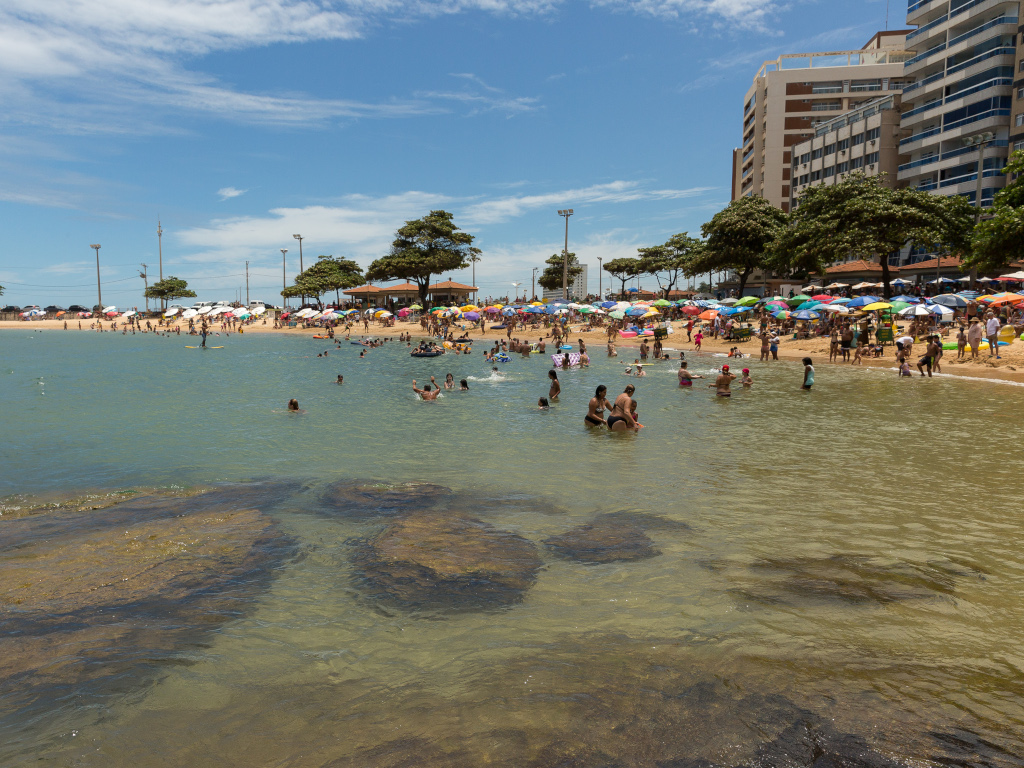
811,295,834,303
682,306,701,316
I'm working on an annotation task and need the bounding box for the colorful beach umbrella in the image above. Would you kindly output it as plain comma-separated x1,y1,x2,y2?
785,294,812,306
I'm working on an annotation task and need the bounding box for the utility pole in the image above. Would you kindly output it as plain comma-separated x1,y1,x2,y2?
293,234,304,304
91,244,102,312
157,219,164,311
140,263,148,312
531,267,538,301
245,261,250,306
597,256,603,299
557,209,573,301
281,248,289,309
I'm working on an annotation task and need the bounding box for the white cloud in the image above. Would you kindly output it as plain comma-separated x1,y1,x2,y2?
595,0,781,31
217,187,247,200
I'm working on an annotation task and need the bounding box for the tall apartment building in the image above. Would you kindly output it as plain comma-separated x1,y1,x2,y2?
897,0,1019,205
733,31,914,211
789,94,907,207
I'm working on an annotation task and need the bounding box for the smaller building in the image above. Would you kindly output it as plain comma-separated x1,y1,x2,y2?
789,94,906,210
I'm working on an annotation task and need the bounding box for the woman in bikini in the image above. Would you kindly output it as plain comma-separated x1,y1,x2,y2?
678,361,703,387
584,385,610,427
607,385,638,432
548,369,561,401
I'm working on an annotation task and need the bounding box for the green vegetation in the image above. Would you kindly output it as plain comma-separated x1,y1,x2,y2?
968,150,1024,275
283,256,364,306
603,257,642,299
537,251,583,294
144,277,196,303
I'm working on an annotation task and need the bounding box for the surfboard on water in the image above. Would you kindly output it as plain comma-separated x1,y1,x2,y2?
185,345,225,348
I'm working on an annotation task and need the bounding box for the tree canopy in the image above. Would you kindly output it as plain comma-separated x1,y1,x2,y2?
537,251,583,294
282,255,364,306
778,173,974,298
366,210,480,307
967,150,1024,274
603,257,642,299
637,232,702,298
695,196,788,295
144,276,196,302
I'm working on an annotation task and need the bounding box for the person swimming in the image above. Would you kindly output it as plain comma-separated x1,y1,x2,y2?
460,379,469,390
678,361,702,387
412,377,440,401
584,384,609,427
336,375,344,385
538,397,550,409
287,399,301,411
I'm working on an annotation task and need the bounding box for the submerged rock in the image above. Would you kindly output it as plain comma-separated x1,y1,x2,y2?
545,517,660,564
352,512,542,611
0,489,292,710
321,480,453,519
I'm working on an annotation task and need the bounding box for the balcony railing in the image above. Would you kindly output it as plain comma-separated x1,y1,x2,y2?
907,12,950,41
850,83,883,92
945,76,1012,104
902,99,944,119
904,42,947,67
943,106,1010,131
940,138,1008,162
950,0,1008,18
900,125,943,146
908,0,940,15
899,155,941,173
939,168,1004,188
948,15,1018,48
812,86,843,94
946,46,1016,77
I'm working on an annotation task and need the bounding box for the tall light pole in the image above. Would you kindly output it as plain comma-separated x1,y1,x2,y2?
963,131,994,289
281,248,289,309
156,219,164,311
140,263,148,312
512,282,522,302
557,209,573,300
531,267,538,302
293,234,304,304
91,244,102,312
597,257,603,299
245,260,250,306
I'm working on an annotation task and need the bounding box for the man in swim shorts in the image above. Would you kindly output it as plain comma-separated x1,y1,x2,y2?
916,335,941,378
709,364,736,397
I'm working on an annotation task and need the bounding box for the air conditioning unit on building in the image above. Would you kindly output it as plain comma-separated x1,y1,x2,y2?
870,139,877,145
868,164,876,170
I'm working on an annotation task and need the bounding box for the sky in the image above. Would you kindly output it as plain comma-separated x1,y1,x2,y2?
0,0,896,307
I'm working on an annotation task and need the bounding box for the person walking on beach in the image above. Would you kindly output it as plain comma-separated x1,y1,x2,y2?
709,365,736,397
917,336,940,377
986,313,1001,359
967,317,983,359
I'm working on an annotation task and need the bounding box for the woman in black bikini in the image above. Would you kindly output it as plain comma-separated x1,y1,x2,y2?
584,385,610,427
607,385,638,432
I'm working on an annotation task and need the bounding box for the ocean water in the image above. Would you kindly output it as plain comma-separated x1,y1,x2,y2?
2,328,1024,767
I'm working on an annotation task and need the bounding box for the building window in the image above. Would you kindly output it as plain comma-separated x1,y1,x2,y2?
800,152,811,164
866,128,880,141
1019,59,1024,71
1015,139,1024,152
823,166,836,178
851,157,865,169
837,161,850,173
812,102,841,112
799,174,809,185
852,133,865,146
866,152,880,164
1017,113,1024,127
1018,87,1024,100
824,143,836,155
837,138,850,151
811,148,823,160
811,170,822,181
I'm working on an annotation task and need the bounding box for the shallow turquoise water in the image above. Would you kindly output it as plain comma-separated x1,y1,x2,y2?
3,328,1024,766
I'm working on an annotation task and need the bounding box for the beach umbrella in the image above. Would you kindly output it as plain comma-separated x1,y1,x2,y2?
898,305,932,317
829,297,852,304
796,301,823,310
599,301,616,309
719,297,738,305
861,302,893,312
641,309,660,318
462,311,480,321
181,308,198,319
609,310,626,320
987,293,1024,306
792,310,820,321
377,310,393,318
577,306,595,314
773,310,790,319
889,301,912,313
824,283,848,290
845,295,882,308
397,308,412,317
819,304,850,314
164,308,180,317
890,278,913,287
889,295,920,304
76,311,93,318
231,306,249,317
122,310,137,318
625,307,648,317
681,306,701,316
102,306,117,313
698,310,718,320
851,282,878,291
408,304,423,310
460,305,479,312
735,296,759,307
652,299,673,307
785,294,812,306
930,294,968,308
251,306,266,316
929,304,953,317
810,295,834,302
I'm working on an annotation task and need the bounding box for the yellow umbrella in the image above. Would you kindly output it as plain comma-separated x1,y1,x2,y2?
641,310,660,318
530,301,544,306
861,302,892,311
460,305,479,312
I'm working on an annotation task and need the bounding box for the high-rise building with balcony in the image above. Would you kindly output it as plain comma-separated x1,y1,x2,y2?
897,0,1019,206
732,32,913,211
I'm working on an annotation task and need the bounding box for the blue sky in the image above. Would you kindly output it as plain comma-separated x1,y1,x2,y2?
0,0,894,307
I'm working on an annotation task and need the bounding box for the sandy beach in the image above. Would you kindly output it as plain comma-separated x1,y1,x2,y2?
6,316,1024,384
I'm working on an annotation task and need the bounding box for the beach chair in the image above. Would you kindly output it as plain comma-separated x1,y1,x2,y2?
287,321,297,328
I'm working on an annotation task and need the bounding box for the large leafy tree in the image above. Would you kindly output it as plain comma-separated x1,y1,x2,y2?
537,251,583,295
144,276,196,303
603,257,642,299
777,173,974,298
637,232,703,298
968,150,1024,274
283,255,364,307
366,210,480,308
694,196,788,295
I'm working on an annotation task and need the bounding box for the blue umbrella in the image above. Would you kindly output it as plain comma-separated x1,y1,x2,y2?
846,295,882,308
600,301,616,308
792,310,820,320
930,294,968,308
796,301,823,310
890,295,920,304
501,308,516,316
625,307,647,317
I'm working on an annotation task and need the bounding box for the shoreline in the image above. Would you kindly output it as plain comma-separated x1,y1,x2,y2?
5,318,1024,384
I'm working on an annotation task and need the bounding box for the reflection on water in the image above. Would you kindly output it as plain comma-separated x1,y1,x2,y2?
2,333,1024,766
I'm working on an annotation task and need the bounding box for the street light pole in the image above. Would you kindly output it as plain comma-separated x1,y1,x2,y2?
157,219,164,311
531,267,538,301
557,209,573,301
597,257,603,299
91,244,102,312
245,261,250,306
512,282,522,302
140,263,148,312
962,131,994,289
281,248,289,309
293,234,304,304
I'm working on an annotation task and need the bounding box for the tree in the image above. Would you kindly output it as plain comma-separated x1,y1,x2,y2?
537,251,583,295
777,173,974,299
144,276,196,303
968,150,1024,274
603,257,642,299
283,255,364,307
637,232,703,298
366,210,480,308
694,196,788,296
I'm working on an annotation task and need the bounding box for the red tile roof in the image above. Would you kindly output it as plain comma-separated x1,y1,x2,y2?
344,284,383,295
898,256,962,272
429,280,478,291
824,259,900,275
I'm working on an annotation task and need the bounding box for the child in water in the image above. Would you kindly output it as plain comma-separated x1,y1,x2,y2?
538,397,550,409
629,399,644,428
460,379,469,390
740,368,753,387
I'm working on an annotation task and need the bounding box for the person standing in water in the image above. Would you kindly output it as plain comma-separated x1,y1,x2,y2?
584,385,611,427
548,370,561,401
607,385,638,432
802,357,814,390
678,361,703,387
709,364,736,397
412,377,441,400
